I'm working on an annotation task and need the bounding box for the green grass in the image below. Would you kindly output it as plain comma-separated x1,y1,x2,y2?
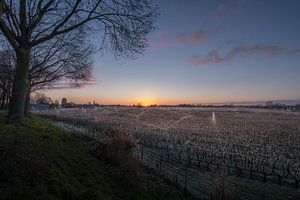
0,113,194,200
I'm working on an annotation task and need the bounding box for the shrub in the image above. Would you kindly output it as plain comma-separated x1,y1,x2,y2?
96,129,135,162
210,173,236,200
93,128,140,184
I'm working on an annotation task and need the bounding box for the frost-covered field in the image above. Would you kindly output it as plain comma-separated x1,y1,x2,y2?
36,107,300,188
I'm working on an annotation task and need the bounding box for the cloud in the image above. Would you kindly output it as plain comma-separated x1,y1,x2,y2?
48,79,103,90
150,31,209,49
149,31,170,49
188,45,282,65
215,0,246,21
191,31,206,44
75,80,103,88
172,33,187,47
287,49,300,55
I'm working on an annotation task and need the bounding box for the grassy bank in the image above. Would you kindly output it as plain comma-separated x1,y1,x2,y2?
0,114,193,200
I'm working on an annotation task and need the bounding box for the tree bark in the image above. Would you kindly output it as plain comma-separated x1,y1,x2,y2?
24,87,31,116
5,89,10,109
0,90,7,110
0,93,4,109
8,48,30,123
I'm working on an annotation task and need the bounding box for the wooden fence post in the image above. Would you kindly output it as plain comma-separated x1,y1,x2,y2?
159,154,162,172
184,166,187,193
141,145,144,162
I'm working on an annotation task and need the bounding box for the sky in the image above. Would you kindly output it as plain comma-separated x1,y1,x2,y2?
46,0,300,105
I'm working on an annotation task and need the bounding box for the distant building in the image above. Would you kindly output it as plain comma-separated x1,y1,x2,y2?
61,98,67,106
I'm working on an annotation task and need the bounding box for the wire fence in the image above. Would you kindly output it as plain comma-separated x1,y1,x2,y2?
134,145,212,199
38,113,300,199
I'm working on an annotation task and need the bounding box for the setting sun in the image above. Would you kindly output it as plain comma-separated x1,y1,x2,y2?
137,96,156,106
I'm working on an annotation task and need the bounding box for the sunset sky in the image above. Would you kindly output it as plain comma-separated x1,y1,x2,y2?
46,0,300,105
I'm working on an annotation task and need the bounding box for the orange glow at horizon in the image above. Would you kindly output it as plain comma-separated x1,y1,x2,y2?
136,96,157,106
45,92,239,105
45,87,287,106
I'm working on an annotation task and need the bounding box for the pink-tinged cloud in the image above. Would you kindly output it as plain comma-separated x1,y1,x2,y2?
75,80,103,88
149,31,170,49
191,31,206,44
150,31,209,49
171,33,187,47
188,45,282,65
287,49,300,55
48,80,103,90
215,0,246,21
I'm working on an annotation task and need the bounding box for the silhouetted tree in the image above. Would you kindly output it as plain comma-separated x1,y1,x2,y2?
32,92,52,105
0,0,157,123
26,31,94,114
0,50,14,109
0,33,93,115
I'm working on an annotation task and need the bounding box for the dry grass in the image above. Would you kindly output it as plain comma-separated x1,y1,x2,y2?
96,129,135,162
210,171,237,200
93,129,140,184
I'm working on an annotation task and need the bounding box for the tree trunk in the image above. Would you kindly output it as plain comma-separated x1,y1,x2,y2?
0,97,3,110
5,89,10,109
8,48,30,123
24,87,31,116
1,92,7,109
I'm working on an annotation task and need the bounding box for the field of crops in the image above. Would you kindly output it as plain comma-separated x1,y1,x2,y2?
36,106,300,199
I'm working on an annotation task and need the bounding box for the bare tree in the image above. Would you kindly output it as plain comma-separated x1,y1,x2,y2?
26,31,94,114
0,0,158,123
0,50,14,110
30,32,93,92
32,91,52,104
0,32,93,114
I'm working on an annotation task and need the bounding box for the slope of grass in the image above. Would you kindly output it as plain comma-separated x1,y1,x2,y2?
0,113,193,200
